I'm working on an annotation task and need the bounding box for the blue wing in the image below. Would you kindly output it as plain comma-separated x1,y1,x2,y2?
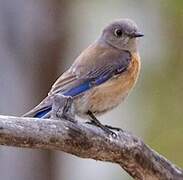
24,49,131,118
63,63,129,97
51,50,131,97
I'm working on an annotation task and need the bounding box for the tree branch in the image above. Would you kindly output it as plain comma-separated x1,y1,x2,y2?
0,115,182,180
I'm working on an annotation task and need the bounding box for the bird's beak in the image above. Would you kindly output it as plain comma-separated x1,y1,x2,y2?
132,32,144,38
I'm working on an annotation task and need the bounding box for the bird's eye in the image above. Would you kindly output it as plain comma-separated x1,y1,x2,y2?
114,29,123,37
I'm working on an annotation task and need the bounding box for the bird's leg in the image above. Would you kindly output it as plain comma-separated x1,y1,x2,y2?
87,110,117,137
51,94,75,122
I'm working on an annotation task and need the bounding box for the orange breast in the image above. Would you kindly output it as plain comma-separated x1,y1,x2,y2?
74,52,141,116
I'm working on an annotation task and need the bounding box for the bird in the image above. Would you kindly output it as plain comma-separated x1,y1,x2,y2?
23,18,143,135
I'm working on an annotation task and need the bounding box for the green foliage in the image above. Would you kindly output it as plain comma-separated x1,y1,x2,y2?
141,0,183,167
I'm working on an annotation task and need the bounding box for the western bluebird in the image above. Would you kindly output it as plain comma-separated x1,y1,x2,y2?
23,18,143,135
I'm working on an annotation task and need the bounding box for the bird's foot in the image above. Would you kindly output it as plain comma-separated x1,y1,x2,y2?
104,125,122,132
87,111,117,138
51,94,76,123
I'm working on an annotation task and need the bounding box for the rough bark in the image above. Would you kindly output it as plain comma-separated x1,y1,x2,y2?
0,115,182,180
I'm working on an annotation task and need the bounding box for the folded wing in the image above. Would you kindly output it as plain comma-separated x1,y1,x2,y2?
23,45,131,118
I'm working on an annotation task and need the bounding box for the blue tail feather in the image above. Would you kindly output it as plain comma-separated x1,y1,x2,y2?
34,107,52,118
34,77,109,118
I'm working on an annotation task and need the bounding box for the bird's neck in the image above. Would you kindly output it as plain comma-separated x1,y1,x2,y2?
96,37,138,54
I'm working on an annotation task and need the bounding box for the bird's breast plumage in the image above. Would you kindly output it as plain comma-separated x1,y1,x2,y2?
74,52,141,117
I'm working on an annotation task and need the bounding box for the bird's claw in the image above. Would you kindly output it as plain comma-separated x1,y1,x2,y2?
86,111,118,138
104,125,122,132
87,121,118,138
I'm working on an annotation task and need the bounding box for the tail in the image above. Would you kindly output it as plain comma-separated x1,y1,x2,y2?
22,96,53,118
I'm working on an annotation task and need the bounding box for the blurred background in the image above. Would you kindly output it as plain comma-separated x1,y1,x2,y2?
0,0,182,179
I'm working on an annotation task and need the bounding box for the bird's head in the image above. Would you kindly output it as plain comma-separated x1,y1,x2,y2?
100,19,144,52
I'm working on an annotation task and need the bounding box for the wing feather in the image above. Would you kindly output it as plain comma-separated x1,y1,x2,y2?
49,44,131,97
23,44,131,118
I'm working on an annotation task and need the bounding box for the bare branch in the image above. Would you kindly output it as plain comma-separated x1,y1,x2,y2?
0,115,182,180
